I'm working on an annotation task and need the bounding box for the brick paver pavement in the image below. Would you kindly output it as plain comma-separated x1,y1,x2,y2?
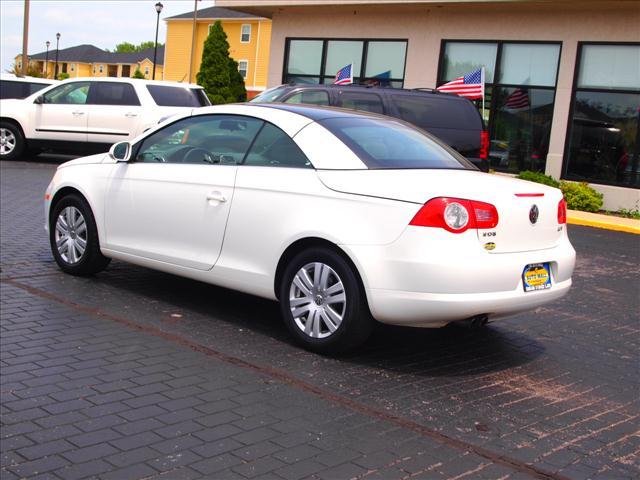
1,159,639,480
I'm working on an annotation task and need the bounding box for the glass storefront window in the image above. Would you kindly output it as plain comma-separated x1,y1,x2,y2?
439,41,560,173
578,45,640,90
284,38,407,87
498,43,560,87
566,91,639,187
565,44,640,188
489,87,556,173
441,42,497,83
325,41,363,78
364,41,406,80
287,40,323,75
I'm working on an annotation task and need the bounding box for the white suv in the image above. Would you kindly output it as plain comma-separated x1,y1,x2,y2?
0,77,210,160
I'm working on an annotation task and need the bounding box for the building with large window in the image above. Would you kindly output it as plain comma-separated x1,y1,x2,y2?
218,0,639,209
163,7,271,98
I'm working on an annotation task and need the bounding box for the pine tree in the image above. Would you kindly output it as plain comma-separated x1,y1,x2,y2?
196,21,246,104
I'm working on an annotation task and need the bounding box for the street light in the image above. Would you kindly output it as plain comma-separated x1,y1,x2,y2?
54,32,60,80
152,2,163,80
45,41,50,77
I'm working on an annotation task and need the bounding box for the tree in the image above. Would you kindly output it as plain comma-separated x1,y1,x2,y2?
196,21,246,104
132,68,146,79
109,41,163,53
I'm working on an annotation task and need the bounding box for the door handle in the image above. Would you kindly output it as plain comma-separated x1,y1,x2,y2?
72,111,85,116
125,112,138,118
206,192,227,203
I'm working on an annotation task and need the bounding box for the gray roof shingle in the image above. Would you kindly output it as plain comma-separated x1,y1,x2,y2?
28,44,165,65
166,6,263,20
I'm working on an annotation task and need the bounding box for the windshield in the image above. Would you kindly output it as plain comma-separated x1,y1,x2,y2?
320,117,476,170
249,86,289,103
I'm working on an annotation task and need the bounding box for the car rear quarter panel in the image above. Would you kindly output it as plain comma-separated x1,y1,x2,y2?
210,166,419,299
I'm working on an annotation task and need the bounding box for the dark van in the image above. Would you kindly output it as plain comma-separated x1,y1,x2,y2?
251,84,488,168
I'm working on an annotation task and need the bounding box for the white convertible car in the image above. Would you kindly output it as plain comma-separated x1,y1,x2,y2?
45,104,576,353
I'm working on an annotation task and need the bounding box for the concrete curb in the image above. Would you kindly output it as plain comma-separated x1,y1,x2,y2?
567,210,640,235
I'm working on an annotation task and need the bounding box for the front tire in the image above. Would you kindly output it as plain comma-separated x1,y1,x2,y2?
279,247,373,354
50,194,110,276
0,121,25,161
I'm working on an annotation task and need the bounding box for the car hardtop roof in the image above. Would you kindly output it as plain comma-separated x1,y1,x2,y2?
278,83,464,100
54,77,203,89
250,102,395,122
1,73,56,84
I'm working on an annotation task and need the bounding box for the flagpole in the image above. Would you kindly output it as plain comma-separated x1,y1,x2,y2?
481,67,486,123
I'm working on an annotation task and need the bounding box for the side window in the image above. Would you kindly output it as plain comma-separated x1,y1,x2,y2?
241,24,251,43
284,90,330,106
29,82,50,96
392,94,480,130
135,115,263,165
0,81,23,99
43,82,90,105
88,82,140,106
244,123,312,168
336,91,384,114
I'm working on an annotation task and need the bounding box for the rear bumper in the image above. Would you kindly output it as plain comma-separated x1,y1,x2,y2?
367,278,572,327
343,227,576,327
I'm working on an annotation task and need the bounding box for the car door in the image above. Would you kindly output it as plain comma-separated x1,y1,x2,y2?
86,81,143,144
103,114,264,271
32,81,90,142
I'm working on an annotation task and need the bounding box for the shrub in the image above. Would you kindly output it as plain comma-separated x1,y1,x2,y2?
516,171,560,188
57,72,70,80
132,68,145,79
560,181,603,212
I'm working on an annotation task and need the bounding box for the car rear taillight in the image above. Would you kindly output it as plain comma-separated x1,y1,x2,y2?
558,198,567,224
479,131,489,160
410,197,499,234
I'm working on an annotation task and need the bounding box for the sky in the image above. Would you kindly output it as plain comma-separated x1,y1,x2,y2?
1,0,215,73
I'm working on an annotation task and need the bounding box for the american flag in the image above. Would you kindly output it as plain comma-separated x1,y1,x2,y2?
436,68,484,99
504,88,529,110
334,64,353,85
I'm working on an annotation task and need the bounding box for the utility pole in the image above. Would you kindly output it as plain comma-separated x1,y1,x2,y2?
188,0,199,83
21,0,30,76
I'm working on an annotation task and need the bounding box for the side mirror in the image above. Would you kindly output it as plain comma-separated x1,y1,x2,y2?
109,141,131,162
34,95,44,104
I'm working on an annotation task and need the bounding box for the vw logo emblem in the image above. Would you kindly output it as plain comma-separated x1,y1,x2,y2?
529,204,539,224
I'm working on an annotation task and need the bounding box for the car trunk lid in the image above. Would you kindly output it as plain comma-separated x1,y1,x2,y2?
317,169,564,253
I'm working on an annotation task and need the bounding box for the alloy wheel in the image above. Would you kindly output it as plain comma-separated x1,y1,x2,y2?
55,206,88,264
289,262,346,338
0,128,16,156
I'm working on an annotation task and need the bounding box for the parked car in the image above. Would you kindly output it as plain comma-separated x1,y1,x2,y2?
0,77,210,160
0,73,56,100
251,84,489,168
44,104,575,354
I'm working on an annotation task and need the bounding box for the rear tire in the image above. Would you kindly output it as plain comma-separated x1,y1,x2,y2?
279,247,373,354
0,121,25,161
50,194,110,276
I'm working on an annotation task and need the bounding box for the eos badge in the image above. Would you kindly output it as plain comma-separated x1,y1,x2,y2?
529,204,539,224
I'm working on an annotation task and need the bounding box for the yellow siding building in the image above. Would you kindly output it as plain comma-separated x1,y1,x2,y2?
164,6,271,98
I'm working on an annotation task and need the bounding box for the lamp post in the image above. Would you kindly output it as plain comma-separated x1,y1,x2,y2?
45,41,50,77
152,2,163,80
54,32,60,80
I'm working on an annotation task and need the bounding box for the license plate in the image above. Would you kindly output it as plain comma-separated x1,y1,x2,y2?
523,263,551,292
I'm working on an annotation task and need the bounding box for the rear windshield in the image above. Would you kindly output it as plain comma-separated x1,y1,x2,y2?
320,117,476,170
146,85,211,107
391,94,482,130
249,86,289,103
